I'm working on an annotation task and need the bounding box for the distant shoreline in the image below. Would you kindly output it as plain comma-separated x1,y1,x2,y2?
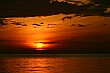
0,54,110,58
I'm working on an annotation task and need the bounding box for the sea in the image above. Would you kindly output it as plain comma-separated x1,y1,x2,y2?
0,54,110,73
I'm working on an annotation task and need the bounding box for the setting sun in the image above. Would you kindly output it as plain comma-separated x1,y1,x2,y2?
36,43,45,48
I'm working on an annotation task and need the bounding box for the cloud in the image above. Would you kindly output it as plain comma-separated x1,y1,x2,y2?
11,21,28,27
47,24,57,26
61,16,73,21
0,19,7,26
40,22,44,24
12,22,22,25
0,39,19,42
0,0,110,17
34,41,57,44
32,24,41,26
90,0,110,5
71,24,75,27
46,27,55,28
22,24,27,26
105,8,110,13
77,24,86,27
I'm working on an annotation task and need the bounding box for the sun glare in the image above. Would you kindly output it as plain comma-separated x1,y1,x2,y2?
36,43,45,48
32,42,49,50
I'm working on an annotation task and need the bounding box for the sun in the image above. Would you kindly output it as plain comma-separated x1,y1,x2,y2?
36,43,45,48
32,41,50,50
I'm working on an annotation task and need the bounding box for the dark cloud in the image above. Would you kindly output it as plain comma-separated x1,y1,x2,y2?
32,24,41,26
61,16,73,21
34,41,57,44
0,0,110,18
48,24,57,26
40,22,44,24
71,24,75,27
22,24,27,26
11,21,28,28
104,24,108,25
47,27,55,28
0,40,7,42
12,22,22,25
90,0,110,5
0,19,7,26
32,24,38,26
0,39,21,42
77,24,86,27
70,24,86,27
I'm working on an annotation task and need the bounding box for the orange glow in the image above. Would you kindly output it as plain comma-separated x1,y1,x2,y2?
33,42,49,50
36,43,45,48
1,14,110,51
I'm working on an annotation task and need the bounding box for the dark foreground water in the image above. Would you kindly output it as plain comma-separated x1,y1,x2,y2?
0,54,110,73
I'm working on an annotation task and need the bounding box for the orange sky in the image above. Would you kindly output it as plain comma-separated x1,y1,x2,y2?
0,14,110,51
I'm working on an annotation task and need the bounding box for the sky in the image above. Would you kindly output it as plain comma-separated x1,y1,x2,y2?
0,0,110,54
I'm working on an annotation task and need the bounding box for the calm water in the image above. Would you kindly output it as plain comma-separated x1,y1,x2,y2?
0,55,110,73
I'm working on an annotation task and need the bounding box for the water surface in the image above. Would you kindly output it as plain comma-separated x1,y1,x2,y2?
0,55,110,73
